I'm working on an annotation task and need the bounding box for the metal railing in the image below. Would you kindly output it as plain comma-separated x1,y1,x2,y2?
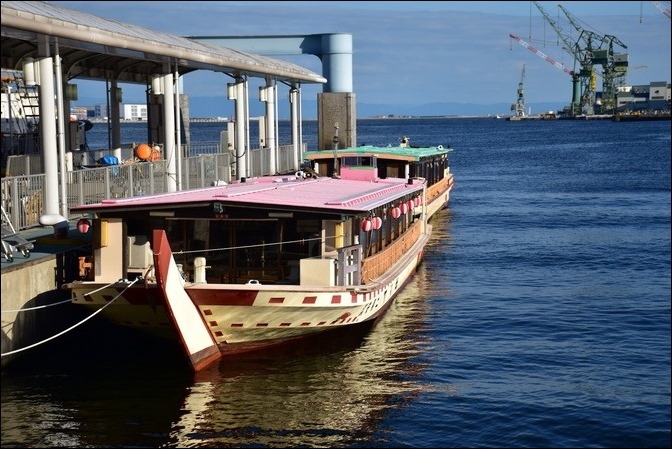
1,142,305,232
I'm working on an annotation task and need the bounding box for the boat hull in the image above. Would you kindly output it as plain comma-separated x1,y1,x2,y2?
68,224,430,358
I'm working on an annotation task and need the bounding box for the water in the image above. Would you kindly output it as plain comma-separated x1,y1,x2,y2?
2,118,670,448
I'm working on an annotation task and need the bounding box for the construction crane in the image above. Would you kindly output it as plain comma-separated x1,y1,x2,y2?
532,1,593,116
509,33,575,77
511,64,526,118
650,1,671,19
509,33,580,117
557,4,628,114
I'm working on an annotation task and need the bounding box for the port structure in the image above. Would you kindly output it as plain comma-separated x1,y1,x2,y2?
511,64,526,118
529,1,628,116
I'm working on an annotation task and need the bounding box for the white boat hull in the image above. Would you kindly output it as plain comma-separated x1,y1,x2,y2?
69,224,430,361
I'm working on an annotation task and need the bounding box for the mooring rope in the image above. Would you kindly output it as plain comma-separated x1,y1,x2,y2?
1,277,140,357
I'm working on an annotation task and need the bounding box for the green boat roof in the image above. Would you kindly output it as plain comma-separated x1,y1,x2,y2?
304,144,452,162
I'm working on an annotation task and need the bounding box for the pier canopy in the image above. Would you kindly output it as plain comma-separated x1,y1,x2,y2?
0,1,327,85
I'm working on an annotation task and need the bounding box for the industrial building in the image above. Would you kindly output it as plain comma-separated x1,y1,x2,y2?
615,81,671,112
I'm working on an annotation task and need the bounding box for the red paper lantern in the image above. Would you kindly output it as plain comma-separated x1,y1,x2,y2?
413,197,421,207
407,200,414,211
372,216,382,230
400,202,408,215
77,218,91,234
361,219,372,232
391,207,401,219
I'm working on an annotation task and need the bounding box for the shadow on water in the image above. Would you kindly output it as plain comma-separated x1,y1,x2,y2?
1,167,457,448
1,263,438,448
165,267,436,448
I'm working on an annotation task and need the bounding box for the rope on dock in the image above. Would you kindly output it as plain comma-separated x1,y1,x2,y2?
0,278,140,357
1,279,124,313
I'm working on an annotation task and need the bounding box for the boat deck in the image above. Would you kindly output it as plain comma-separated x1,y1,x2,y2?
1,222,91,274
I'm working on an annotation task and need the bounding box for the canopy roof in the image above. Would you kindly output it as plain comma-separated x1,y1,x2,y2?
0,1,327,85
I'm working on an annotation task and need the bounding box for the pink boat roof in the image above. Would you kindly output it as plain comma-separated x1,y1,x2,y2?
70,174,426,214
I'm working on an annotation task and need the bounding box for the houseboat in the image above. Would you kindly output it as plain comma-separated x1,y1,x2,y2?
64,167,435,371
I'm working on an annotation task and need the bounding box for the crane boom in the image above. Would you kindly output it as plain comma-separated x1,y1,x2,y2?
651,0,671,18
532,1,580,63
531,1,593,116
509,33,574,76
558,3,628,115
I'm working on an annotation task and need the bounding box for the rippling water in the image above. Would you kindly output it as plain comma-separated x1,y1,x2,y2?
2,118,670,448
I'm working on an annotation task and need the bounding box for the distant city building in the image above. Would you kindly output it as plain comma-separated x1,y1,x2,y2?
121,103,148,121
69,103,149,120
69,106,89,121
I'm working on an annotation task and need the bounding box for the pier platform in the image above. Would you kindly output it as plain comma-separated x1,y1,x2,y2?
1,221,92,370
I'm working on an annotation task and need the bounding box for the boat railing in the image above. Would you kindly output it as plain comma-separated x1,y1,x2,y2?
360,220,422,283
1,142,306,232
336,244,363,286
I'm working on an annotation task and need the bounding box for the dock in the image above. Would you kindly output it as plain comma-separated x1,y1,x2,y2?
1,222,92,369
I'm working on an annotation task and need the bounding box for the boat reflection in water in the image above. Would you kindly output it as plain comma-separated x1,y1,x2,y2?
1,210,453,448
166,264,435,447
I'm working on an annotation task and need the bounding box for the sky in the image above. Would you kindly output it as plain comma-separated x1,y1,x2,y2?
51,1,671,117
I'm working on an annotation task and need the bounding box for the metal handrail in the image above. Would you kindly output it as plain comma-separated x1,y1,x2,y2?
0,143,305,232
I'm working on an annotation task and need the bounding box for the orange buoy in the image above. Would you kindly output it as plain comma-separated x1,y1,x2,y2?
135,143,152,160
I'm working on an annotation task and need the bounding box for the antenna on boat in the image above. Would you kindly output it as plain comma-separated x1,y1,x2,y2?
332,123,340,177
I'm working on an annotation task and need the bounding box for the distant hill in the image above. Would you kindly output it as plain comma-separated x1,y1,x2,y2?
79,95,568,119
186,96,568,119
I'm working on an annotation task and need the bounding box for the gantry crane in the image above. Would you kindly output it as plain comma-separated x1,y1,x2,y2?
532,1,595,115
557,4,628,114
511,64,527,118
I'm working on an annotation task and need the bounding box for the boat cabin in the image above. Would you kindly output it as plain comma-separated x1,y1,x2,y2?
72,174,427,288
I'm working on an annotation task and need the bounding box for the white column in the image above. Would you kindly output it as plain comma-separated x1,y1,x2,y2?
174,64,182,190
242,79,250,178
38,54,67,230
234,79,247,179
53,40,68,219
39,57,57,216
290,85,302,170
163,72,177,192
260,79,276,174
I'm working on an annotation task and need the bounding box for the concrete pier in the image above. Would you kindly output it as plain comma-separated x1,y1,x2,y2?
1,223,91,369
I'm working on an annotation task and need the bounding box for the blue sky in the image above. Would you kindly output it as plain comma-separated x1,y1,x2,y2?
52,1,671,116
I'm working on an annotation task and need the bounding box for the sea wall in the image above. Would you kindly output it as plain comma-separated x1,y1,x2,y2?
1,249,88,369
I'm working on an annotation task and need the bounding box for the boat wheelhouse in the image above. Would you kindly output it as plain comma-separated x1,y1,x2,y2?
303,136,454,219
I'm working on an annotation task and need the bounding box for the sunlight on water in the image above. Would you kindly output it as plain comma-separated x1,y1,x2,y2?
165,268,435,447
